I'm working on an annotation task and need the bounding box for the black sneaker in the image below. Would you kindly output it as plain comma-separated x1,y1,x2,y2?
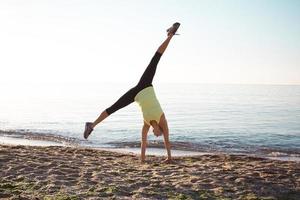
84,122,93,139
167,22,181,36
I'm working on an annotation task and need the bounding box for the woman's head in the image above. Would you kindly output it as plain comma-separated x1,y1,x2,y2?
150,120,163,137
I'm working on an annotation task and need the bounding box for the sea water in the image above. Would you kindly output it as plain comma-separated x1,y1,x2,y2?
0,82,299,160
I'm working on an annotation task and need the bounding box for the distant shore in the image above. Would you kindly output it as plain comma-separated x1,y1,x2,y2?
0,144,299,199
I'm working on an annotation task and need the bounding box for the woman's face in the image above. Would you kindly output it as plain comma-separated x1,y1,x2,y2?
153,127,162,136
151,121,163,137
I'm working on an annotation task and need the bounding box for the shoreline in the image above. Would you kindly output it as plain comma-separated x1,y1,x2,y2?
1,133,300,163
0,144,299,199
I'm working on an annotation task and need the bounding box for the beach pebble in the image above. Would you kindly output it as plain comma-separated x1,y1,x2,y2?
234,178,245,183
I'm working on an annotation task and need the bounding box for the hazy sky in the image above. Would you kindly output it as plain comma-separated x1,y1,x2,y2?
1,0,299,85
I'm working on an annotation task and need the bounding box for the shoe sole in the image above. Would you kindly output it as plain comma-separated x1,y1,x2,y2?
84,123,93,139
167,22,181,35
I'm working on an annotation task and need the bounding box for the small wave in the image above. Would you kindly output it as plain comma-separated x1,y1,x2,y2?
105,140,300,162
258,147,300,157
1,129,299,162
268,152,289,157
0,129,81,146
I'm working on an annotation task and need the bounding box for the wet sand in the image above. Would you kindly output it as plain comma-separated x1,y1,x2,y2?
0,144,299,199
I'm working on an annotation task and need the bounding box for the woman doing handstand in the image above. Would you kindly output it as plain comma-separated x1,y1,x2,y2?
83,22,180,163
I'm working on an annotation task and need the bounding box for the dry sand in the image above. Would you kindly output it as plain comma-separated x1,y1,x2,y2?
0,144,299,200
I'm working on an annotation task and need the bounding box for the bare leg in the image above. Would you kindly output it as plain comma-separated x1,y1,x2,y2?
157,34,173,55
91,110,108,129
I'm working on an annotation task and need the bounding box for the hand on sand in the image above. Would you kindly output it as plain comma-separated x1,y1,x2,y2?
163,158,173,164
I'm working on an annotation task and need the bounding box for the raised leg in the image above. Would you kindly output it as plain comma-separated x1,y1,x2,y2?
91,34,175,129
157,34,173,55
92,87,138,128
91,110,108,129
137,35,174,88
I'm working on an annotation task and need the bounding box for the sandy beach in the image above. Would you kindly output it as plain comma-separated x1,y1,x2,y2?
0,144,299,200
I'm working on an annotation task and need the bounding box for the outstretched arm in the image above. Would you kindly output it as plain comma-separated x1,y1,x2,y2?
141,122,150,163
160,114,172,163
162,128,172,162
